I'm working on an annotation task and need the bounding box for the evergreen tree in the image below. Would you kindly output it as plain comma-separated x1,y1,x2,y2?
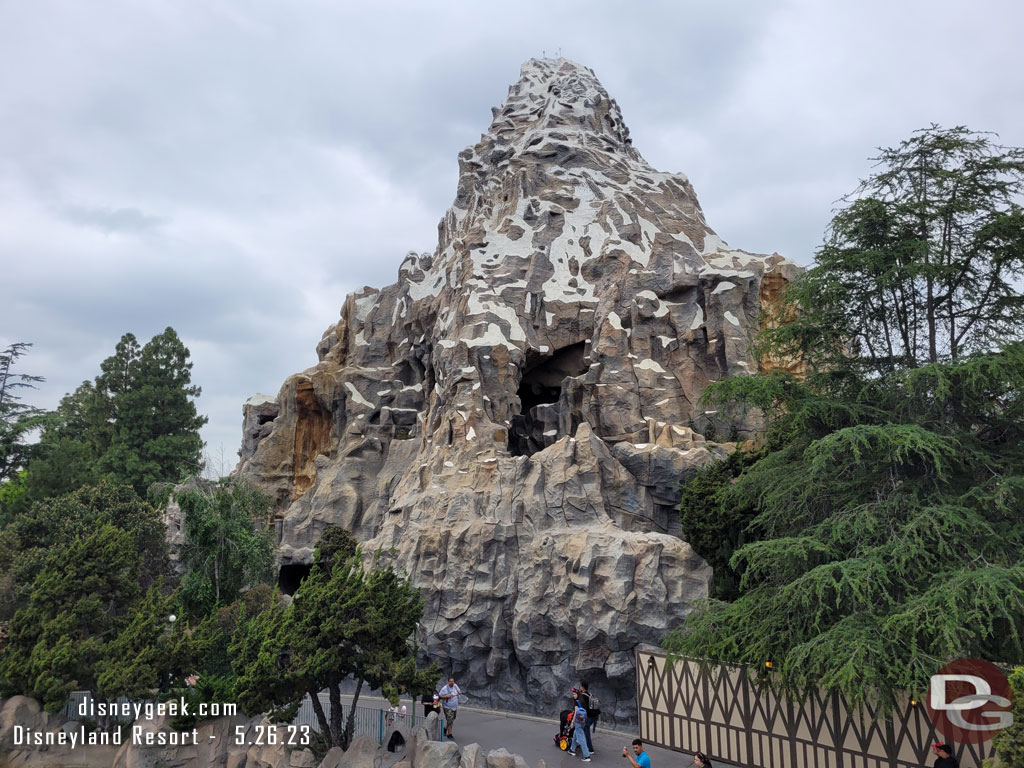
764,125,1024,378
232,530,436,749
0,343,44,495
20,327,207,503
96,328,207,495
0,480,167,622
0,482,172,711
17,382,105,508
670,127,1024,712
987,667,1024,768
95,584,178,701
0,523,142,711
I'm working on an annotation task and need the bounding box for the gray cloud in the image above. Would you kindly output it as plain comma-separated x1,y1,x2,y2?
60,204,165,234
2,0,1023,464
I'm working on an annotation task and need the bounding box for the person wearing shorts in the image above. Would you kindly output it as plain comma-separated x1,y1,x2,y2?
438,676,462,739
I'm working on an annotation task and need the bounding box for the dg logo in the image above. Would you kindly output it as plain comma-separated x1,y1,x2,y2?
927,658,1013,744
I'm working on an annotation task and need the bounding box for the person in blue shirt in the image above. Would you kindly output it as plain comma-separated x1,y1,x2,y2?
622,738,651,768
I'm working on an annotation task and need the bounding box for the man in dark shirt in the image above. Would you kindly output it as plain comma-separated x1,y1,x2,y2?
933,743,959,768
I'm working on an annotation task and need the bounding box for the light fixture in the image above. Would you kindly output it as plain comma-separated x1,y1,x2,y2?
764,661,773,669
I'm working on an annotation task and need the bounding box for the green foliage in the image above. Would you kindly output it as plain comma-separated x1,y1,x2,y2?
671,126,1024,712
669,345,1024,711
164,585,277,729
0,524,142,710
763,125,1024,378
0,343,44,505
0,470,27,527
671,342,1024,702
0,480,167,621
986,667,1024,768
19,382,110,506
96,584,178,700
679,448,762,599
19,328,207,504
232,530,436,749
177,477,276,618
95,328,207,495
0,481,174,711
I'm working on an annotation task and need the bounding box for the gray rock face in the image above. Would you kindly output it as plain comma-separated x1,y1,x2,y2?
237,58,798,723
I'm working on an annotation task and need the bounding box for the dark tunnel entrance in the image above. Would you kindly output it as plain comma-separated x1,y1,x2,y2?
278,563,312,595
509,342,588,456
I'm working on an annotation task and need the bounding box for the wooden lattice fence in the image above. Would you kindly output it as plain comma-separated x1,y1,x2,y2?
636,650,996,768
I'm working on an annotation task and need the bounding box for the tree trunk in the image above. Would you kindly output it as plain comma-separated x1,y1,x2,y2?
329,681,346,749
308,686,334,747
344,676,365,750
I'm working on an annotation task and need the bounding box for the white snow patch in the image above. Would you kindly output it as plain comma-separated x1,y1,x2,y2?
635,359,667,373
344,382,374,408
467,426,476,441
463,322,513,348
607,312,624,330
724,311,740,326
690,307,704,330
712,282,737,295
353,292,378,321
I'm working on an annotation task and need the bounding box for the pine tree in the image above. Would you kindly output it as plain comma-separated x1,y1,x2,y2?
764,125,1024,378
0,343,44,490
232,530,436,749
97,328,207,495
670,126,1024,712
21,327,207,503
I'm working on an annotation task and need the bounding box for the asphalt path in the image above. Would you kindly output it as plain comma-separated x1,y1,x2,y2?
355,696,732,768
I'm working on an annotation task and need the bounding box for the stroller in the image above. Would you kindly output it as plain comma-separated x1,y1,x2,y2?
553,708,575,751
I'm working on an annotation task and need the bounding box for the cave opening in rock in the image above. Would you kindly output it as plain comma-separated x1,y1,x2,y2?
510,341,587,457
278,563,312,595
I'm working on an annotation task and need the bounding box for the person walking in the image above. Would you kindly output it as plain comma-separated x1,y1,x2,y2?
438,676,462,740
579,680,599,753
694,751,712,767
567,700,591,761
622,738,651,768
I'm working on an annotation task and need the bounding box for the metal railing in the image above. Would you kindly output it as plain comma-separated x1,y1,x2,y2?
293,695,427,744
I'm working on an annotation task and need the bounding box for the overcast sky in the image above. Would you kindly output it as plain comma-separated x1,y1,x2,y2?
2,0,1023,469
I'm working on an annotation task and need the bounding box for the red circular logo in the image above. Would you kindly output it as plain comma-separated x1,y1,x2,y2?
926,658,1013,745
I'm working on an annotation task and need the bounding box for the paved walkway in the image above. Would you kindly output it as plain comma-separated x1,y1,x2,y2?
356,696,733,768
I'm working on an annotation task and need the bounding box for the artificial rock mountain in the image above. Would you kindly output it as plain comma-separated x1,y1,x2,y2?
236,58,799,721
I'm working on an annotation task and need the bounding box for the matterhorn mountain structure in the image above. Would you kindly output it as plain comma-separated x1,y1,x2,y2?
237,58,799,720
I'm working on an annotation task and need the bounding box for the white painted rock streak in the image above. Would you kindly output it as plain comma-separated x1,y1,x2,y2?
236,58,799,722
